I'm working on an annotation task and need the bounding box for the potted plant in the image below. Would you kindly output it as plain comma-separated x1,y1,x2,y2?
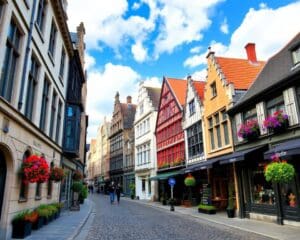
263,110,289,134
264,153,295,183
21,155,50,184
72,170,83,181
226,182,235,218
198,204,216,214
50,166,65,182
47,205,58,221
71,181,83,210
11,210,33,238
30,211,43,230
183,174,196,207
36,205,51,225
79,185,88,204
129,183,135,199
238,119,260,141
52,202,64,218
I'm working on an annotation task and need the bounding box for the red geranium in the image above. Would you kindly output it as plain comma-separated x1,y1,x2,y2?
50,167,65,182
22,155,49,184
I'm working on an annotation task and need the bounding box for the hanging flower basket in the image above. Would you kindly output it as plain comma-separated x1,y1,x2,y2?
184,174,196,187
238,120,260,141
72,170,83,181
264,153,295,183
263,110,289,133
21,155,49,184
50,167,65,182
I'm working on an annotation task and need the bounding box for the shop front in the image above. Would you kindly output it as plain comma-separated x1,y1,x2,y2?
233,140,300,224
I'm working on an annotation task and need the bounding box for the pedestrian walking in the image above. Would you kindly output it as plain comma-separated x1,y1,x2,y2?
115,183,122,204
108,181,115,204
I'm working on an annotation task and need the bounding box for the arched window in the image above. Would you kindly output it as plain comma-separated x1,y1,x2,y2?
19,149,31,201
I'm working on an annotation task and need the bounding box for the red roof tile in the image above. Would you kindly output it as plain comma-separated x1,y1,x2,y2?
193,81,206,101
166,77,187,106
215,57,265,90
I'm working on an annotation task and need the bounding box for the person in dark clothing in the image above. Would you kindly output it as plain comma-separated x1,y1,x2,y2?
108,182,115,204
115,183,122,204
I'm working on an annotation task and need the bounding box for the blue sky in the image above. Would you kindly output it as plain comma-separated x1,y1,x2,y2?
67,0,300,142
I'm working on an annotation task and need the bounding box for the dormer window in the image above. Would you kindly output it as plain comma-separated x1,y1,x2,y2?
292,47,300,65
211,82,217,98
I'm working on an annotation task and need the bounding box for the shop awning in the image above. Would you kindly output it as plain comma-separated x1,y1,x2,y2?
219,145,267,165
149,170,181,181
264,138,300,159
193,158,219,171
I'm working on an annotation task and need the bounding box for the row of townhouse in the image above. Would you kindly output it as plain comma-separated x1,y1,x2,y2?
0,1,87,238
90,32,300,225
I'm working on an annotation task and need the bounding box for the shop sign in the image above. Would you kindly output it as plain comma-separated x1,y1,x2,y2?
168,177,176,186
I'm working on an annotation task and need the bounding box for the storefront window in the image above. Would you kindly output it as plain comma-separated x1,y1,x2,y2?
281,183,298,208
251,162,275,205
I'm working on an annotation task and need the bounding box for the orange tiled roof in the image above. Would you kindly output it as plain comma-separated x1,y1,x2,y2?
193,81,206,101
215,57,265,90
167,78,187,106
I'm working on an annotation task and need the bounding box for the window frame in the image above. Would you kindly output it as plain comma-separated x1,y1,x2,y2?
48,20,57,58
266,94,285,116
188,99,195,116
292,46,300,65
36,0,47,33
59,47,65,81
40,78,50,132
210,82,217,98
49,91,57,139
55,100,62,143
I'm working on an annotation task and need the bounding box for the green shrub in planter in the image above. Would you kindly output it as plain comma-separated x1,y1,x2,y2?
11,210,33,238
72,181,84,192
264,161,295,183
184,174,196,187
198,204,216,214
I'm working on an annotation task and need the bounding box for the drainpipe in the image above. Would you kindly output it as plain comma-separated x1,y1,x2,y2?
18,0,38,111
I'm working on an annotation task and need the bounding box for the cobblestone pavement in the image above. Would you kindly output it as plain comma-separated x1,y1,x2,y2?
85,194,273,240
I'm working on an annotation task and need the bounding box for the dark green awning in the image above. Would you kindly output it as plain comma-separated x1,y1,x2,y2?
149,170,181,181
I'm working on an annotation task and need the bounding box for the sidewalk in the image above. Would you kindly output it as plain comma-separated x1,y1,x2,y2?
123,198,300,240
21,199,94,240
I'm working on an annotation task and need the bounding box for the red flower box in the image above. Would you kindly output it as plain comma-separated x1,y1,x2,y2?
50,167,65,182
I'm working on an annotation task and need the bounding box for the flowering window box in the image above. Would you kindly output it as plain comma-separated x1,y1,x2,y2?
263,110,289,134
238,119,260,141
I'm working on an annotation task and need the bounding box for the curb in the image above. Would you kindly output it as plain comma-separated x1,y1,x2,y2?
67,199,94,240
125,198,280,240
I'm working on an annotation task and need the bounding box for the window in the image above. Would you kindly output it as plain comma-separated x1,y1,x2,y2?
189,99,195,115
49,91,57,138
48,21,57,57
292,47,300,65
266,95,285,116
47,161,54,198
59,48,65,79
19,150,31,201
40,78,50,132
0,2,4,18
208,117,215,150
251,162,275,205
243,107,257,122
210,82,217,98
36,0,47,32
25,57,39,120
187,122,203,158
55,100,62,142
140,103,144,115
142,179,145,192
0,20,22,101
221,110,229,145
214,113,222,148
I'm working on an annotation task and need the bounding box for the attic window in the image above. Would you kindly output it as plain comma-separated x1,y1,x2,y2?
210,82,217,98
292,47,300,65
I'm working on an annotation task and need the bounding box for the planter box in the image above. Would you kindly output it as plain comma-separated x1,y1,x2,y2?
198,208,216,214
226,209,235,218
182,200,192,207
32,217,44,230
12,221,32,239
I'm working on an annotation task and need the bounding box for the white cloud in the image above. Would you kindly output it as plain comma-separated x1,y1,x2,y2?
184,41,227,68
86,63,141,140
184,2,300,68
190,46,202,54
191,68,207,81
85,53,96,70
131,41,148,62
143,77,162,88
259,2,267,9
132,2,141,10
220,18,229,34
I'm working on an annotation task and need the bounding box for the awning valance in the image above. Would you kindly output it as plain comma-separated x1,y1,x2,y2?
219,145,267,165
149,170,181,181
264,138,300,159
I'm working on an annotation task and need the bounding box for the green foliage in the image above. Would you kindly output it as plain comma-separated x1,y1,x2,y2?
264,162,295,183
80,186,88,199
72,181,84,192
12,210,30,224
198,204,216,211
227,182,234,210
36,206,51,218
129,183,135,196
52,202,64,210
184,176,196,187
47,205,58,216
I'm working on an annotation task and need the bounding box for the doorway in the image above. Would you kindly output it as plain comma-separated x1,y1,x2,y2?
0,150,6,220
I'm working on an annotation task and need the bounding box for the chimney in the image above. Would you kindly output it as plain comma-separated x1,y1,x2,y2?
127,96,132,104
245,43,257,63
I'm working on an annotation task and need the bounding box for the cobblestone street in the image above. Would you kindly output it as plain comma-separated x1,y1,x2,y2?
84,194,272,240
